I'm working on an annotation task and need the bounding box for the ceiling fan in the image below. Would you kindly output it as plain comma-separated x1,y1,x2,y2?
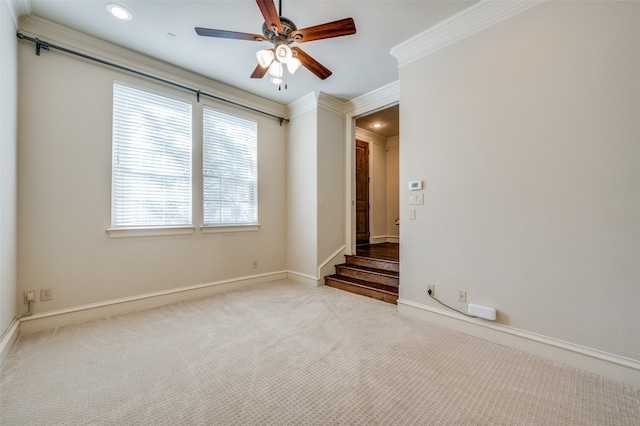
195,0,356,85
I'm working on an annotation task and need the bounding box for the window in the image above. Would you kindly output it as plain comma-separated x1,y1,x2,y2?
111,83,192,228
203,107,258,226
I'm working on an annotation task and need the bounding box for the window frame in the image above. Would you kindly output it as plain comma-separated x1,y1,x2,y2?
108,81,194,237
201,105,259,230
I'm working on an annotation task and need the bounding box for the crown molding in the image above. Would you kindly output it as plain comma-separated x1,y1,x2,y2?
355,128,387,147
6,0,31,27
391,0,544,68
17,15,287,118
345,80,399,117
317,92,347,116
9,0,33,21
287,91,347,118
13,0,31,17
386,136,400,147
287,91,318,118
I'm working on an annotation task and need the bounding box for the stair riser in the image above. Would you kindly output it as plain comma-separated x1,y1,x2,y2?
335,266,399,287
345,255,399,272
325,278,398,304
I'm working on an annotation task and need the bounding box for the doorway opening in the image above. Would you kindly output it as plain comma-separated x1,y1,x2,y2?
354,104,400,251
323,104,400,303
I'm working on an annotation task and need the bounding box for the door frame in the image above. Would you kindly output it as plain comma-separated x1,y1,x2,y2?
344,82,400,255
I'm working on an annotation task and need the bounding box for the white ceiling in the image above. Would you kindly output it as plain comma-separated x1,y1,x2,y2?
25,0,475,106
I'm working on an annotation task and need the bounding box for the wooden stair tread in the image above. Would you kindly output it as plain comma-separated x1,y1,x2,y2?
334,263,399,287
345,255,399,272
325,274,398,294
336,263,399,278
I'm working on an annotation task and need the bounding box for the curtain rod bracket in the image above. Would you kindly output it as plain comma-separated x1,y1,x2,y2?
196,90,201,103
17,33,49,56
35,38,49,56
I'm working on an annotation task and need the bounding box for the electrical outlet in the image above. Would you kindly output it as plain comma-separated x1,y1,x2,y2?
252,260,258,269
427,285,435,296
41,288,53,301
457,290,467,303
23,291,35,304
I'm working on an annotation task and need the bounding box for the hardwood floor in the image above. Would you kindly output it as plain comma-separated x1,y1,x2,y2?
325,243,400,304
356,242,399,262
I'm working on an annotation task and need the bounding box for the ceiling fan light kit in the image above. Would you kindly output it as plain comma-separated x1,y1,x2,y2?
195,0,356,90
275,43,292,63
268,61,283,78
287,57,301,75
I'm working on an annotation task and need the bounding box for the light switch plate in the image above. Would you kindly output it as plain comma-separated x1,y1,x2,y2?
409,193,423,205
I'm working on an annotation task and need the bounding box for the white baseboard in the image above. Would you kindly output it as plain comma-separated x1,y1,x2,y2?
318,245,346,282
19,271,288,334
287,271,322,287
370,235,399,244
397,298,640,388
288,246,347,288
0,319,20,367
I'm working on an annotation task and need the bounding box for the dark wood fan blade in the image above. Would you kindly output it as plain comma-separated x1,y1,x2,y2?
195,27,266,41
291,18,356,43
256,0,283,34
292,47,332,80
251,64,268,79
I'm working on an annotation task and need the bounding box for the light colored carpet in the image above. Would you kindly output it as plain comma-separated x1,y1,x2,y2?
1,280,638,425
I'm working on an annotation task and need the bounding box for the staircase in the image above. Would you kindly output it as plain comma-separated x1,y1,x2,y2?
325,253,399,304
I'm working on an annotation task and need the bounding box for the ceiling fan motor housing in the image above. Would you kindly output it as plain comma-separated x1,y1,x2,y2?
262,17,299,44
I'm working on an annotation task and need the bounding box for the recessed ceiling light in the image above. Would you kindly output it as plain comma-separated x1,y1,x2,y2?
106,3,132,21
372,123,383,128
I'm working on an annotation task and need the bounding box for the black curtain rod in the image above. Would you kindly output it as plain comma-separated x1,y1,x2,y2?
16,32,289,125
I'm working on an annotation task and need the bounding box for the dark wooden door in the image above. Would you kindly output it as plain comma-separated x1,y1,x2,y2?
355,140,370,245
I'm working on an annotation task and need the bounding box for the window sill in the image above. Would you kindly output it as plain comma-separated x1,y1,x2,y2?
200,224,261,234
107,226,196,239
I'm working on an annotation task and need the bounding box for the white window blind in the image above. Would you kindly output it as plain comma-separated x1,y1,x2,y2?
111,83,192,228
203,107,257,225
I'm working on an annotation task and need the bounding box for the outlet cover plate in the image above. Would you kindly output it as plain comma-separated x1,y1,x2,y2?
41,288,53,301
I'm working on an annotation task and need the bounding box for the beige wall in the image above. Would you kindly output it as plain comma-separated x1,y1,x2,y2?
385,137,399,238
287,94,346,282
0,0,19,335
286,99,318,278
398,1,640,361
16,19,287,315
370,138,387,242
317,101,345,264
